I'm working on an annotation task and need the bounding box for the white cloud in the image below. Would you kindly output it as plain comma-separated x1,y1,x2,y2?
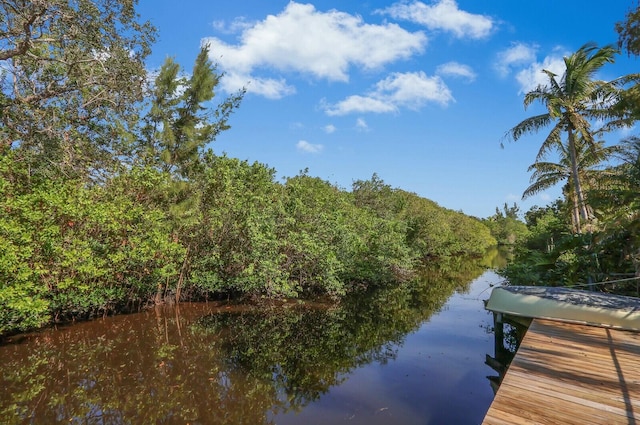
379,0,494,39
495,42,538,77
222,72,295,99
324,71,453,116
515,54,566,94
212,17,255,34
356,118,369,131
436,61,476,82
325,95,398,116
324,124,337,134
297,140,324,153
377,72,453,107
494,44,569,95
203,2,427,98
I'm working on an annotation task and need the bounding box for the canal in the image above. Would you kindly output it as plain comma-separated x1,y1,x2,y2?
0,259,503,424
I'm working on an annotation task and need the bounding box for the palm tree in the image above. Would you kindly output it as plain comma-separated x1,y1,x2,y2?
523,138,618,233
507,42,627,232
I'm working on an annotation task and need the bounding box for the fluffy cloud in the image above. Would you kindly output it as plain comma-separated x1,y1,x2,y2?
324,71,453,116
436,61,476,82
495,42,538,77
204,2,426,98
495,44,568,94
222,72,295,99
515,54,566,94
324,95,397,116
296,140,324,153
379,0,494,39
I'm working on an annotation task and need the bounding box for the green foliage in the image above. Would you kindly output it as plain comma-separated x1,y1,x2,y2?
483,203,529,246
280,173,351,296
447,212,499,256
506,43,630,233
350,173,494,260
0,2,500,337
189,166,419,299
0,156,184,334
0,0,157,179
352,173,403,218
188,154,289,297
589,137,640,277
502,40,640,289
140,45,244,177
339,203,415,288
501,200,574,285
501,194,637,289
617,3,640,57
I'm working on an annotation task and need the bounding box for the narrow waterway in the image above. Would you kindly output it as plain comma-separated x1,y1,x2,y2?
271,270,502,425
0,261,504,424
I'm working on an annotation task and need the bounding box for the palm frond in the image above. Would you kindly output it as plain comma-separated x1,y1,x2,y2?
507,113,552,142
535,123,562,161
523,173,567,199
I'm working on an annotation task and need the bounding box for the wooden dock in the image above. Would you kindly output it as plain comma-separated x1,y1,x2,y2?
483,318,640,424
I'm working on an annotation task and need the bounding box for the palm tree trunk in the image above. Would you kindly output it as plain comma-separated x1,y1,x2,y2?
570,192,581,234
568,129,589,232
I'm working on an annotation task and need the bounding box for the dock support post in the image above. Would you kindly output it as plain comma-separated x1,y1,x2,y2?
494,312,504,354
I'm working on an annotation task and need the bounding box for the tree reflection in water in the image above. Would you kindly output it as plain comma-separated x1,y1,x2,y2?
0,257,491,424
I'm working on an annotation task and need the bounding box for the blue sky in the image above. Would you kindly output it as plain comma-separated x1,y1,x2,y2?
137,1,638,218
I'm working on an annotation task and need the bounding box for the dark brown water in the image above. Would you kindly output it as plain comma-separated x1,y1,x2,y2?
0,261,502,424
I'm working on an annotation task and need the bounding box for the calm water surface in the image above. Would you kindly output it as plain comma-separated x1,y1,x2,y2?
0,260,504,424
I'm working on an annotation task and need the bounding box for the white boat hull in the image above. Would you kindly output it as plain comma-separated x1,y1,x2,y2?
485,286,640,331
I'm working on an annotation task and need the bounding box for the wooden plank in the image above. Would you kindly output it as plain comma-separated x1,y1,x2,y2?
490,390,617,425
498,375,636,418
482,319,640,425
484,320,640,424
506,368,640,406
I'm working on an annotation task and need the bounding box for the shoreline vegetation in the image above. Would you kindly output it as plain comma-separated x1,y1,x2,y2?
4,1,640,339
0,5,498,338
0,1,503,339
0,152,497,338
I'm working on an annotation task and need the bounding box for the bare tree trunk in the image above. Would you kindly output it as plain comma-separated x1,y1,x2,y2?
175,245,190,304
155,278,166,305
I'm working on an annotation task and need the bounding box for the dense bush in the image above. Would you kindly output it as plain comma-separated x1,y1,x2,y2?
0,157,184,335
482,204,529,246
0,154,496,336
